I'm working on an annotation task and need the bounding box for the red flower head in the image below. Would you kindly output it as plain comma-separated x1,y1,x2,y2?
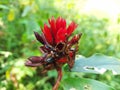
25,17,82,90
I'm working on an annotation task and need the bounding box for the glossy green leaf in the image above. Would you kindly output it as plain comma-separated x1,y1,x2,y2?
71,53,120,75
62,77,115,90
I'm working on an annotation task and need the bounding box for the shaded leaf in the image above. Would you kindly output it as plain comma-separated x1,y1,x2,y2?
71,53,120,75
62,77,115,90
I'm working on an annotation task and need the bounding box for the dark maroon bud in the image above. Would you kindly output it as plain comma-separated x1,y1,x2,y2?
28,56,44,63
25,60,32,66
56,42,65,52
34,31,45,44
39,46,50,53
25,60,42,67
25,54,48,67
39,46,47,53
41,33,49,45
68,33,82,45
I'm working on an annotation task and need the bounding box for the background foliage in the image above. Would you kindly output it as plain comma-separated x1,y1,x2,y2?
0,0,120,90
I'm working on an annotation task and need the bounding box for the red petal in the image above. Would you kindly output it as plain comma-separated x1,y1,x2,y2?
48,17,57,37
61,18,66,29
42,24,53,45
55,28,67,43
57,57,67,63
67,22,77,36
69,51,74,58
56,17,66,30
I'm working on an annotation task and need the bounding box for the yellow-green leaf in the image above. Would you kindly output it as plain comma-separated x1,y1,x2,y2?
7,9,15,21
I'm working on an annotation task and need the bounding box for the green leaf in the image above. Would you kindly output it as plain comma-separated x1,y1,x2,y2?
71,53,120,75
62,77,115,90
21,6,31,17
0,5,9,10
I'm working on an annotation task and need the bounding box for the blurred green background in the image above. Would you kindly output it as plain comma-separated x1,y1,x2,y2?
0,0,120,90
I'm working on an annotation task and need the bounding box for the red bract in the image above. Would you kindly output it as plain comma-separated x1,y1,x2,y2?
25,17,82,90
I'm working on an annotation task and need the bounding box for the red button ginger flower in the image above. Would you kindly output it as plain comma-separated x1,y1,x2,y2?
25,17,82,90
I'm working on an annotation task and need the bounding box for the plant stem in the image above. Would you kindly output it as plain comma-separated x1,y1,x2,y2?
52,68,62,90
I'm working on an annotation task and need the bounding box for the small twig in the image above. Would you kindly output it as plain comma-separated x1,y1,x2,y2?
53,68,62,90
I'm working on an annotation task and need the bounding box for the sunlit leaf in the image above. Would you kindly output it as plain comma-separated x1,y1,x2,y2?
7,9,15,21
70,53,120,75
6,69,11,80
62,77,115,90
21,6,31,17
0,51,12,58
0,5,9,10
12,58,35,79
